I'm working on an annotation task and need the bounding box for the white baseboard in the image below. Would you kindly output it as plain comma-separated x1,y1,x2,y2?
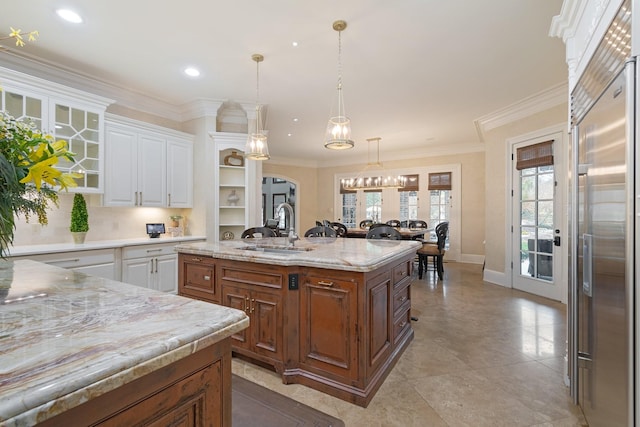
483,269,510,288
459,254,485,264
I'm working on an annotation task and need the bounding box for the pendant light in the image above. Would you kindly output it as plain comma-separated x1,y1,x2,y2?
341,138,407,190
324,20,354,150
245,53,270,160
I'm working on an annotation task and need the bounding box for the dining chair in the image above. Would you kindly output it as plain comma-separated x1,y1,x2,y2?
385,219,402,228
416,221,448,280
241,227,277,238
359,219,374,229
368,222,387,230
328,222,348,237
365,225,402,240
304,226,337,237
409,220,428,229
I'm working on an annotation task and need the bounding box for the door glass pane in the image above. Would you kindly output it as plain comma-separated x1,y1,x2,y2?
365,192,382,222
519,165,554,282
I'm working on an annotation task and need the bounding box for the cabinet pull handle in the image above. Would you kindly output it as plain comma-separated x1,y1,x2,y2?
399,321,407,328
191,257,202,262
318,280,334,287
245,297,250,313
155,258,158,273
168,193,171,206
150,259,154,274
146,248,163,253
250,298,255,313
139,192,142,205
53,258,81,263
204,275,211,281
135,191,139,206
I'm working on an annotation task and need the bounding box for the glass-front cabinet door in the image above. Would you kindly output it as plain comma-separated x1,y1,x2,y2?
0,68,112,193
53,102,103,191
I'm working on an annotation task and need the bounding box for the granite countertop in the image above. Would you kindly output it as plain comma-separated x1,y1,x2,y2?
0,259,249,426
176,237,421,272
7,235,207,257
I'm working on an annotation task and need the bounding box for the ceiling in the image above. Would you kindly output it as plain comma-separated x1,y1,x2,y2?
1,0,567,166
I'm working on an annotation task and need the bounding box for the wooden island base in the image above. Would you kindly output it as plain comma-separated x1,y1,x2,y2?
178,241,418,408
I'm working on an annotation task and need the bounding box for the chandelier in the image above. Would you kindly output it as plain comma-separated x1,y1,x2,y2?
245,53,270,160
324,20,354,150
341,138,407,190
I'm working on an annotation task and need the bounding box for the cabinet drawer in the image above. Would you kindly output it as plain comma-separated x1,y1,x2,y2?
185,263,215,292
392,259,411,287
123,243,177,259
16,249,115,268
393,308,412,345
393,282,411,317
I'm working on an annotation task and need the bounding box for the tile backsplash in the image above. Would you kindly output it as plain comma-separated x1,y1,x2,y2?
11,193,192,246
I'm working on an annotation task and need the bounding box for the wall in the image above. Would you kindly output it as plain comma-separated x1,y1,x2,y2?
316,151,486,259
262,163,318,234
482,103,567,276
11,193,190,247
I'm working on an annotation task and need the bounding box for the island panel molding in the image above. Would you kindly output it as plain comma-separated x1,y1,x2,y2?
176,237,419,407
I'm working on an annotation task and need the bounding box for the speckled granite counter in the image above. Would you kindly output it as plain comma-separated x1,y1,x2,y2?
0,259,248,426
175,237,421,272
7,235,206,257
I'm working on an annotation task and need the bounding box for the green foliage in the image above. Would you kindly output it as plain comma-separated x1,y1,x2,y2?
70,193,89,233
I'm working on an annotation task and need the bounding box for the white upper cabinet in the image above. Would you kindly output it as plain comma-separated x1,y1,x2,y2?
0,67,113,193
104,114,193,207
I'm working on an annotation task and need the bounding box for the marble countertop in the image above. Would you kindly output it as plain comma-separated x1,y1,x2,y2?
0,259,249,426
7,235,207,257
176,237,421,272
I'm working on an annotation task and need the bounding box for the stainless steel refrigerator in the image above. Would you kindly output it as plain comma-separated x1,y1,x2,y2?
570,3,635,425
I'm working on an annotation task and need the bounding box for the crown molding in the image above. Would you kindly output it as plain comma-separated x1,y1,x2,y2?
473,82,568,142
549,0,585,42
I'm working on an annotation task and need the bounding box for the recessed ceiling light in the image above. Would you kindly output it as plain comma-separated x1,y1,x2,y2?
292,118,299,122
292,42,298,47
287,133,292,137
56,9,83,24
184,67,200,77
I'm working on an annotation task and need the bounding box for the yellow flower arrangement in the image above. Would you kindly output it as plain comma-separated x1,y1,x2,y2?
0,27,38,50
0,112,81,257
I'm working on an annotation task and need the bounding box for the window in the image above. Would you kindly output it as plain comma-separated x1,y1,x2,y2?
365,191,382,222
429,190,450,226
399,191,418,222
341,193,357,228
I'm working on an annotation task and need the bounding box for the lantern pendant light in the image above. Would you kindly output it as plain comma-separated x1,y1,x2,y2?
245,53,270,160
324,20,354,150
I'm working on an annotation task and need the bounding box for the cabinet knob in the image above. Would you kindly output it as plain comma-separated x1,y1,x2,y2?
204,275,211,281
250,298,255,313
399,321,407,329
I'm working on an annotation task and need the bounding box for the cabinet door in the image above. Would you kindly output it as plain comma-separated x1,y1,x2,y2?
367,272,393,376
155,254,178,293
221,285,251,351
138,133,166,206
104,125,138,206
122,258,153,288
300,275,359,381
250,289,283,361
167,139,193,208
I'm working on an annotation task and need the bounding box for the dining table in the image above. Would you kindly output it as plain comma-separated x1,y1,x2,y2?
345,227,431,240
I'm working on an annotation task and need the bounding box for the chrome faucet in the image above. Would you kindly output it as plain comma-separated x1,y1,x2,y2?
276,202,298,246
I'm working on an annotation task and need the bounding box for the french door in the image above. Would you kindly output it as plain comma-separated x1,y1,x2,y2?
511,136,562,301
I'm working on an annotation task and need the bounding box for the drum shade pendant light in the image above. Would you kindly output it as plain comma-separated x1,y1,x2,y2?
245,53,270,160
324,20,354,150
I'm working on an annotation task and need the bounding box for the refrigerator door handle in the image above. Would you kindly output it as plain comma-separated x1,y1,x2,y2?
582,234,593,297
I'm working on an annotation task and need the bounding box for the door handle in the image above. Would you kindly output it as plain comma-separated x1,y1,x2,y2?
582,234,593,297
553,236,561,246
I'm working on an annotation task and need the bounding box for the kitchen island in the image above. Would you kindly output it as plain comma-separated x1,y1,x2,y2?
176,237,421,407
0,259,248,426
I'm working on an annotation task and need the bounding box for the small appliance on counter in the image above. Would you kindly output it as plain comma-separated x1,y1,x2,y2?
146,223,165,238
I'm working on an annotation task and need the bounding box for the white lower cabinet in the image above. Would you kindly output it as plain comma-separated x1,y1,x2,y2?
11,249,117,280
122,243,179,293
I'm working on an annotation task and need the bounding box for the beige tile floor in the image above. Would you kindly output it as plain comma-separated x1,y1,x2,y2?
232,261,588,427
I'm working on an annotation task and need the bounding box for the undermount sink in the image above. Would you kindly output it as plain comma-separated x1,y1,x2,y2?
240,245,313,255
